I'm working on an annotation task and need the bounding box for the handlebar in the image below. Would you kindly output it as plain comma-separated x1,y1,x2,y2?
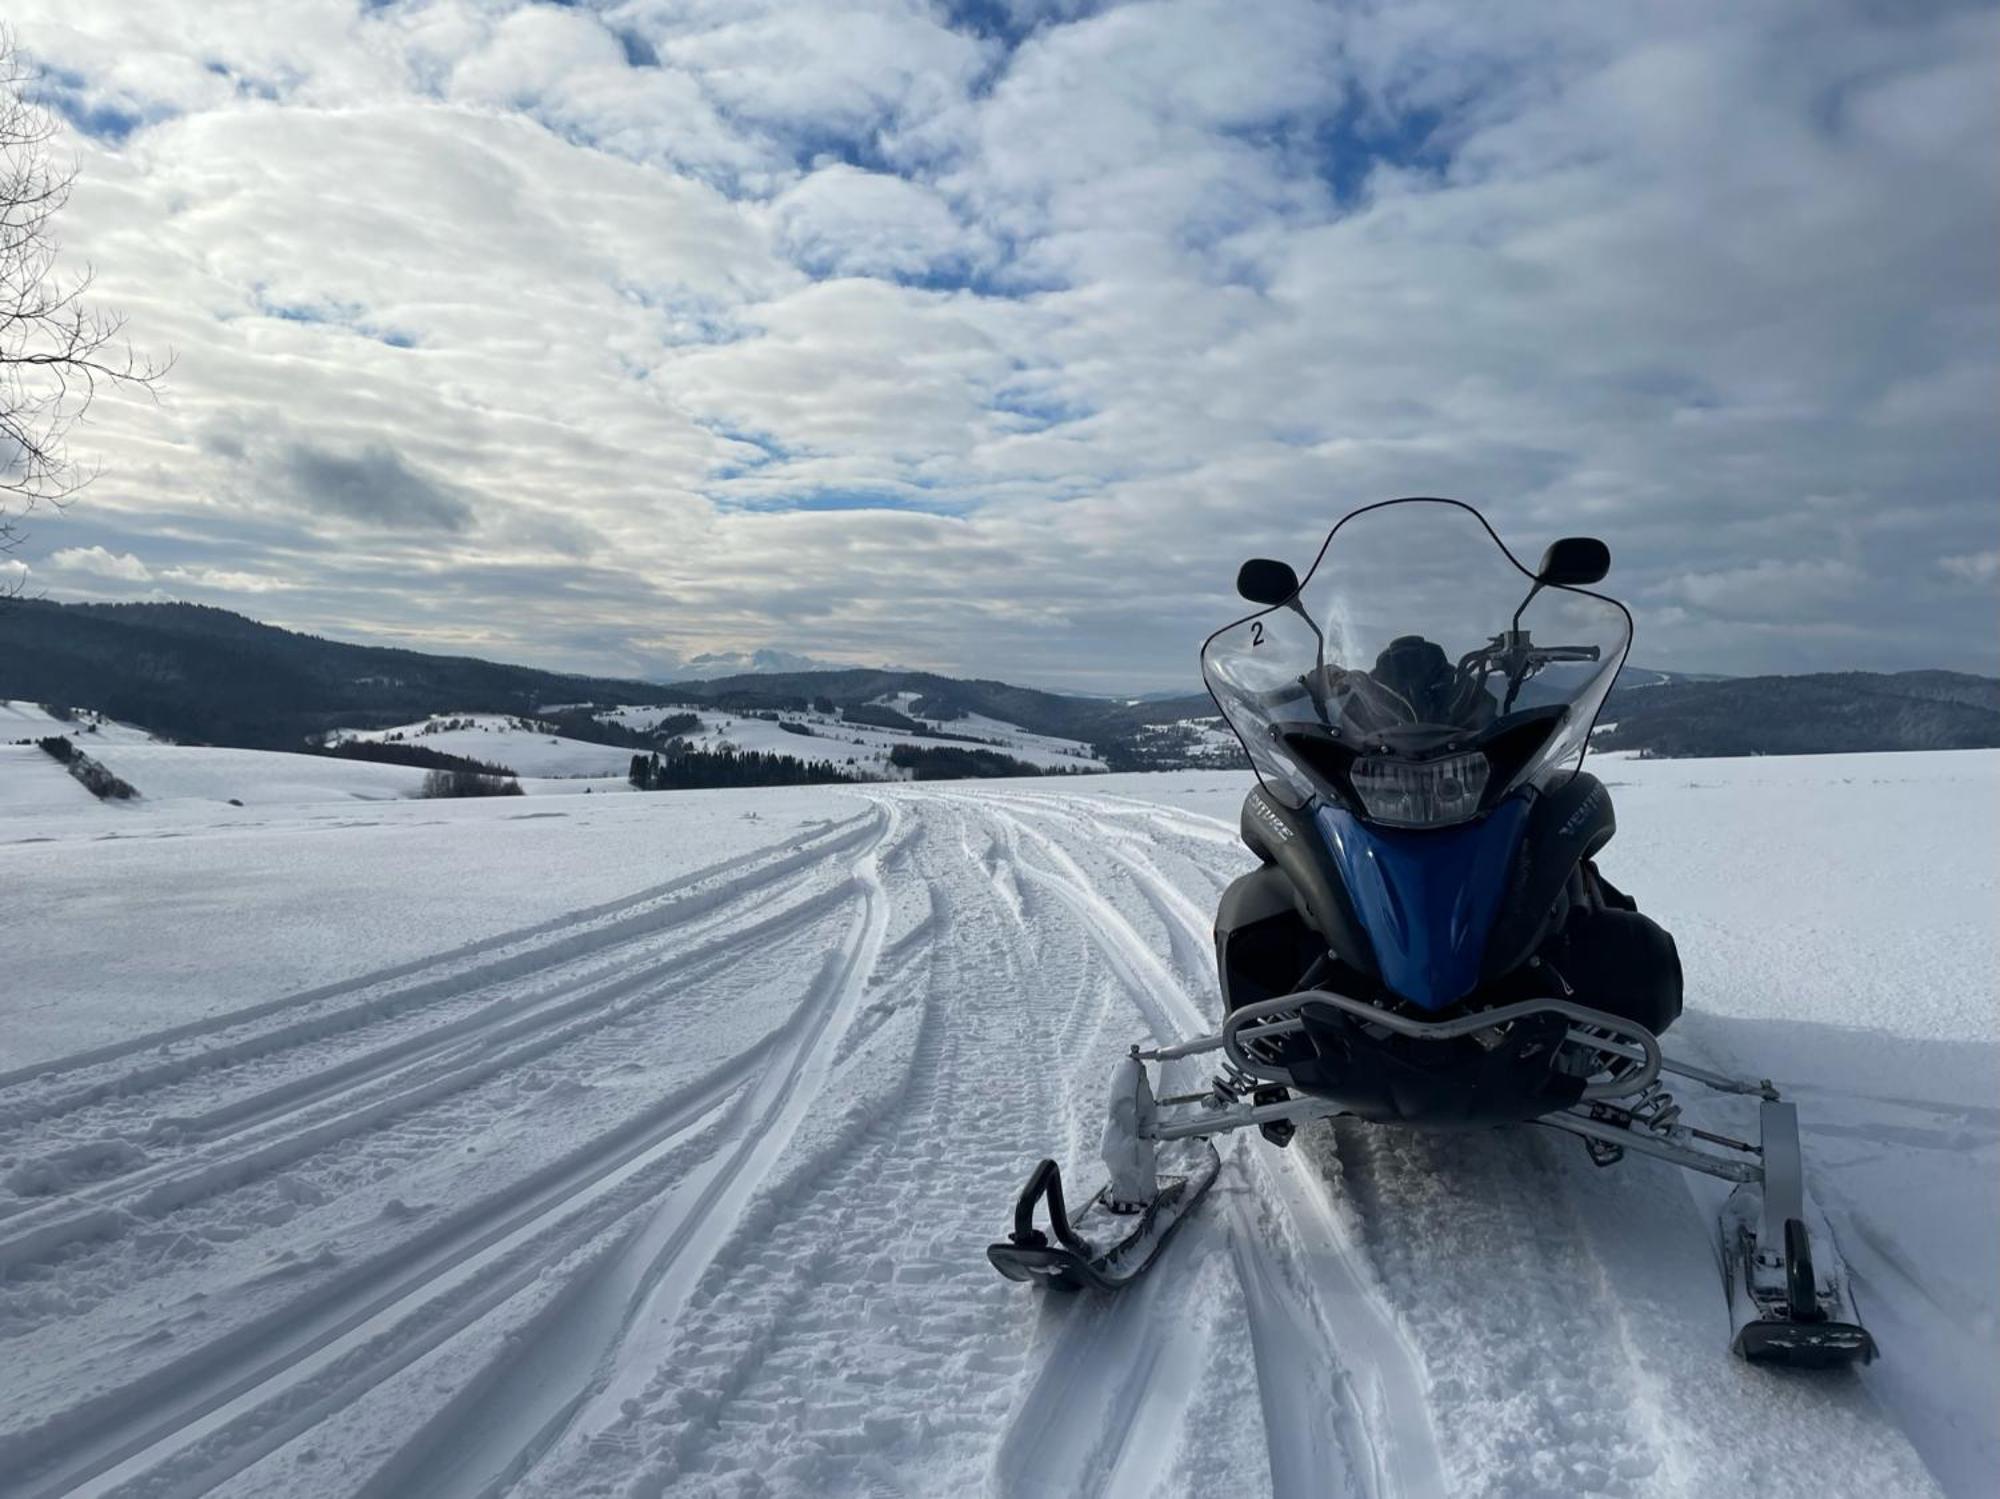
1250,680,1316,710
1236,645,1597,719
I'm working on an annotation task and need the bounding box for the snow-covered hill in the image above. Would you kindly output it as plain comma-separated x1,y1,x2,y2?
0,698,1101,819
334,713,641,778
0,699,162,746
0,752,1991,1497
659,702,1104,773
336,702,1103,782
0,744,105,814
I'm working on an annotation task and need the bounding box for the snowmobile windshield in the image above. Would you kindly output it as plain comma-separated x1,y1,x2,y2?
1202,498,1631,820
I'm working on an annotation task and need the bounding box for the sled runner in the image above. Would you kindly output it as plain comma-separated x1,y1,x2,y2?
988,498,1876,1368
987,1148,1222,1291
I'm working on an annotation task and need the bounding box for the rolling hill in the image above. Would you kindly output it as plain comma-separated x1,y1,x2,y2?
0,600,684,750
3,600,1994,769
1597,671,2000,757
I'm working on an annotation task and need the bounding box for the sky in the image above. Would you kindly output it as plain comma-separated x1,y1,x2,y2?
4,0,1996,692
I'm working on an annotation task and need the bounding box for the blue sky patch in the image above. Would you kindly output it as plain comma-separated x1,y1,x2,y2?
249,289,417,349
1310,102,1452,206
31,68,157,144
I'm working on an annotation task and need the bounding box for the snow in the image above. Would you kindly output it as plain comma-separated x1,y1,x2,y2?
666,705,1105,773
333,714,639,778
355,703,1108,779
949,710,1107,765
3,738,642,818
0,745,102,814
596,704,699,734
0,749,1991,1498
85,742,431,806
1133,715,1243,764
0,693,1101,830
0,700,161,746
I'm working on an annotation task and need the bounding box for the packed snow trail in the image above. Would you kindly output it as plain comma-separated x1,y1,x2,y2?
0,775,1970,1498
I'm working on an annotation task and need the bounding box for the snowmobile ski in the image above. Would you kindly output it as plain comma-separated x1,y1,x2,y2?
1722,1211,1876,1366
988,1138,1221,1291
1720,1101,1877,1366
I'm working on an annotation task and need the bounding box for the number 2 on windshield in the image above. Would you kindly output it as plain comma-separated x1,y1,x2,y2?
1250,622,1265,647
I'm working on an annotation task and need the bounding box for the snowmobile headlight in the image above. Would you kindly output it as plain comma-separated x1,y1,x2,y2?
1349,752,1489,828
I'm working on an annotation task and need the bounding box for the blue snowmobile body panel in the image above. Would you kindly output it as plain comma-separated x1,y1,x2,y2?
1312,799,1531,1011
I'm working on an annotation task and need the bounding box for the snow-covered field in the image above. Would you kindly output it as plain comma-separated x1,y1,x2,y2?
335,715,640,779
0,752,1991,1498
3,699,1102,819
0,701,160,747
330,701,1104,786
605,701,1107,775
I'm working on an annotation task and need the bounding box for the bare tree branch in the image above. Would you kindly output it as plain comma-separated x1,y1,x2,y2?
1,25,170,595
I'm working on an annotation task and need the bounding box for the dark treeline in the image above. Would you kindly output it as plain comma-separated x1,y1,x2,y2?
36,736,139,800
839,702,923,732
629,746,854,791
533,707,699,750
421,768,523,798
325,740,519,777
887,744,1052,779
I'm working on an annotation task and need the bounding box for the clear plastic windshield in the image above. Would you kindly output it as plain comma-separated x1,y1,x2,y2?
1202,499,1631,813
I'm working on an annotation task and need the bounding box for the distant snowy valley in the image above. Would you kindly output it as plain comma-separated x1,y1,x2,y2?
3,694,1131,817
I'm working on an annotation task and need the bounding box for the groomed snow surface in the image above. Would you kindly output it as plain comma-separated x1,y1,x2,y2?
0,752,1992,1498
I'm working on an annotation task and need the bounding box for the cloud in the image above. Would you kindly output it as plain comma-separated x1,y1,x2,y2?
645,1,988,140
157,564,288,592
279,442,475,533
47,545,153,581
1940,550,2000,586
448,7,628,106
5,0,1995,687
1652,559,1865,620
770,164,990,279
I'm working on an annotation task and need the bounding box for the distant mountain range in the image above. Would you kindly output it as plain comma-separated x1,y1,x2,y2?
1596,670,2000,758
0,601,1211,764
1611,666,1735,689
0,601,685,750
659,647,856,681
2,600,1995,767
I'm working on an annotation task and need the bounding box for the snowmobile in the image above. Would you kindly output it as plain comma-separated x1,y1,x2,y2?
989,497,1875,1367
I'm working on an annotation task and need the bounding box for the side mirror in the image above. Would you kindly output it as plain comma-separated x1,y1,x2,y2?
1237,558,1301,607
1537,537,1610,587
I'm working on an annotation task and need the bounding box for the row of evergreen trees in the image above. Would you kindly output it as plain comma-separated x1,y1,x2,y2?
628,746,854,792
36,735,139,799
886,744,1051,779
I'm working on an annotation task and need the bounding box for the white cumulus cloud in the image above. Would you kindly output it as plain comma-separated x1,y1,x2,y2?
47,546,153,581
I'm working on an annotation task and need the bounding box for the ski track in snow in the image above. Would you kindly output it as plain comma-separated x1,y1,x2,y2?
0,780,1959,1498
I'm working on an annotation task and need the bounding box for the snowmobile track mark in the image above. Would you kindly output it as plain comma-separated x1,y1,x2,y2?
4,807,906,1499
0,871,872,1278
3,1058,754,1498
966,795,1445,1499
373,798,905,1497
991,1230,1227,1499
0,809,878,1125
